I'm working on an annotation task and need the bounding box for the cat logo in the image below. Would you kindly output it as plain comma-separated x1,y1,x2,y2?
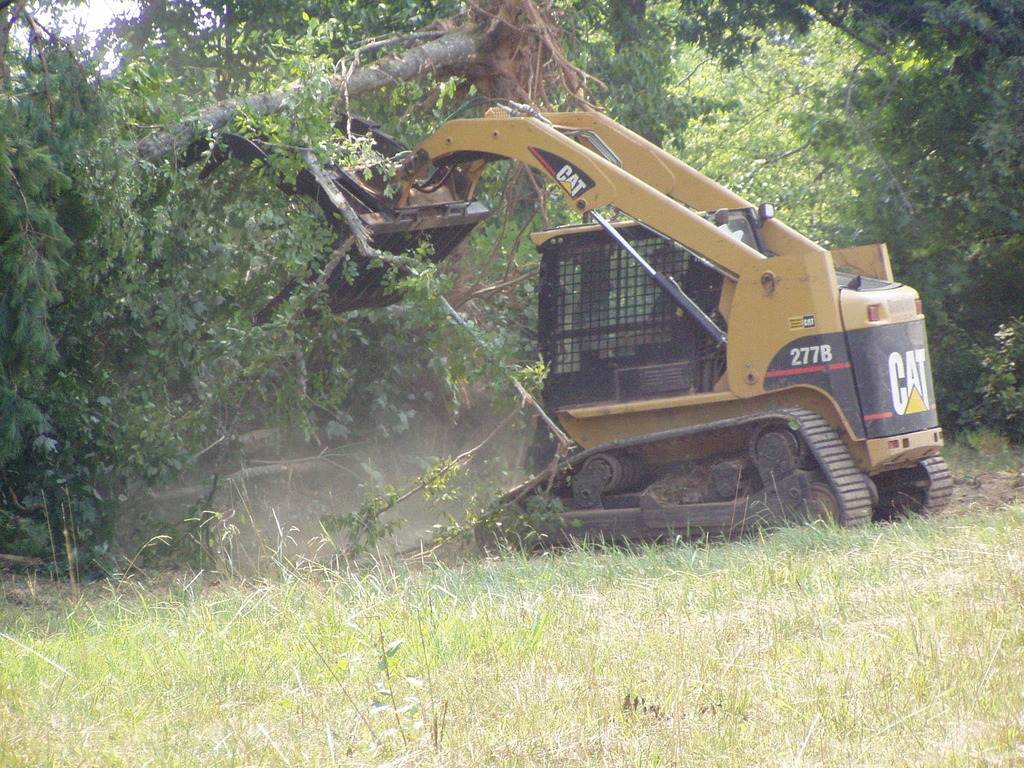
788,315,816,330
555,164,589,198
888,349,930,415
528,146,595,200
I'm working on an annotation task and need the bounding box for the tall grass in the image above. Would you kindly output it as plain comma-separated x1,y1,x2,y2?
2,507,1023,766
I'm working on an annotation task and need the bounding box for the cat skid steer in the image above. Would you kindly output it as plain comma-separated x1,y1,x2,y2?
247,105,953,540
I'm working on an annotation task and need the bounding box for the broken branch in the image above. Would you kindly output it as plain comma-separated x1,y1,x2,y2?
298,150,422,270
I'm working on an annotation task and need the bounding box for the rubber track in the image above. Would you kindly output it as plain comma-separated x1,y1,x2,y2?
508,407,875,528
780,408,875,527
921,455,954,511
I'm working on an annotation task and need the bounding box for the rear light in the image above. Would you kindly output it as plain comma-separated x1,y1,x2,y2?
867,304,881,322
915,298,923,315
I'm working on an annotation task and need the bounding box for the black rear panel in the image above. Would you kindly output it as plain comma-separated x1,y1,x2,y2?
537,224,725,409
846,320,939,438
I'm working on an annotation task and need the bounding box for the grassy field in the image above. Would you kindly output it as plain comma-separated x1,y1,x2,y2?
2,504,1024,766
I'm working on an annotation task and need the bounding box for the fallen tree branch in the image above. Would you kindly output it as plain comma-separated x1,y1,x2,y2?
383,399,524,513
450,266,540,309
313,237,356,290
347,30,448,61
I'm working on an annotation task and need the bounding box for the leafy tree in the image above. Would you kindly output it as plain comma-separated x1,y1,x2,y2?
103,0,463,94
0,5,116,553
675,22,869,244
0,0,534,560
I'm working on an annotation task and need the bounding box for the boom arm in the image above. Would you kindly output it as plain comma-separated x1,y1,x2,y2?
396,110,828,281
396,111,763,280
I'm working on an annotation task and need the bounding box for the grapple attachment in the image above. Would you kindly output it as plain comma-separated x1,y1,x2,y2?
322,143,491,312
189,117,490,314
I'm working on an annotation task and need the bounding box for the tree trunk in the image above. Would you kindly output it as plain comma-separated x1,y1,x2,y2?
136,24,487,163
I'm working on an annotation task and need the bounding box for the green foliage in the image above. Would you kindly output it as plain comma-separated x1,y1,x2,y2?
564,2,696,144
978,317,1024,442
1,0,547,561
822,1,1024,437
560,0,821,143
958,427,1011,456
0,15,113,554
0,91,71,465
675,23,869,243
321,483,405,561
104,0,463,93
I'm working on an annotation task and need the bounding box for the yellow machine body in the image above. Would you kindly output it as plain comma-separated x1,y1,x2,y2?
390,107,950,534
